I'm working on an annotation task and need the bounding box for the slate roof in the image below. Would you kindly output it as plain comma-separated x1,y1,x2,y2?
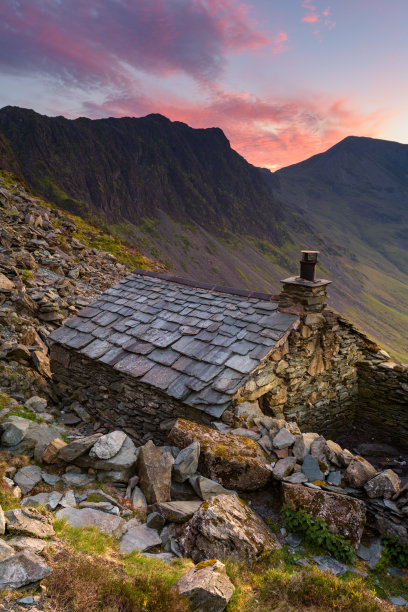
48,270,298,417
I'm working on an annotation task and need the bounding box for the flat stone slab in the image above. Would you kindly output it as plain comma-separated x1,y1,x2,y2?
5,508,55,538
13,465,42,494
302,454,325,482
120,524,161,553
61,472,95,487
55,507,125,537
149,501,202,523
313,555,350,576
0,550,52,590
272,428,296,450
8,536,48,554
0,539,14,560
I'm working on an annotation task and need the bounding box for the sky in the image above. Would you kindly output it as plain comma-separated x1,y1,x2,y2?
0,0,408,170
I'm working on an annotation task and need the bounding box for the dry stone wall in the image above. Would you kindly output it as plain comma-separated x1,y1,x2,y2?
232,309,369,438
50,345,213,445
358,357,408,449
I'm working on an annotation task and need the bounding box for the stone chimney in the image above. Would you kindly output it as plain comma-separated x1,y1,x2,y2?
279,250,331,313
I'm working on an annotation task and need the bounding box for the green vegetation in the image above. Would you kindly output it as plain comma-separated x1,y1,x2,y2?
281,505,356,564
379,536,408,569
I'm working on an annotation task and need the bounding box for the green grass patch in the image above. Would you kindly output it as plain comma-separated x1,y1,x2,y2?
53,519,117,556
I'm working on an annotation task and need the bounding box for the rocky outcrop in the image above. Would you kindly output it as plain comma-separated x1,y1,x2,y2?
179,494,279,563
168,419,272,491
5,508,55,538
173,560,234,612
283,483,366,548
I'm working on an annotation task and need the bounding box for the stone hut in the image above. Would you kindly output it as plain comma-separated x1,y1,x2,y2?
48,252,408,446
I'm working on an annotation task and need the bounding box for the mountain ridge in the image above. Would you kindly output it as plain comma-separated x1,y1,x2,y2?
0,106,407,362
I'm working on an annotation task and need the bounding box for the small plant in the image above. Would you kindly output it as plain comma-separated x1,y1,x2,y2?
380,536,408,569
21,268,33,279
281,505,356,564
265,518,280,533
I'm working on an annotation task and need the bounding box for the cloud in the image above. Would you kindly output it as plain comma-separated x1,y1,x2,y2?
301,1,335,33
0,0,270,87
302,14,320,23
79,88,393,170
273,32,288,54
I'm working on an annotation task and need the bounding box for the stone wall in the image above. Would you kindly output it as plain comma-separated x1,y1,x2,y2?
358,357,408,449
50,344,213,445
231,309,370,438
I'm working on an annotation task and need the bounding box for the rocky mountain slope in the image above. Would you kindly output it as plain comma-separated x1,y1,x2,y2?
0,107,407,361
0,173,407,611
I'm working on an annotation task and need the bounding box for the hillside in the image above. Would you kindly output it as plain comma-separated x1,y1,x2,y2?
0,107,407,361
271,136,408,361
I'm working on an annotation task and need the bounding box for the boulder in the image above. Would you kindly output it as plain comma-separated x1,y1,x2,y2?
58,433,103,462
1,419,31,446
173,559,234,612
272,428,296,449
293,433,319,462
282,483,366,548
74,435,139,475
169,419,271,491
189,476,231,501
345,457,377,488
13,465,42,494
89,431,127,460
0,538,14,559
0,550,52,590
310,436,328,463
179,494,279,563
0,272,14,293
119,524,161,553
364,469,400,499
272,457,297,480
55,507,125,537
138,440,174,504
146,512,166,530
131,486,147,509
338,449,354,467
41,437,67,464
5,508,55,538
325,440,343,466
25,396,47,413
172,441,200,483
149,501,202,523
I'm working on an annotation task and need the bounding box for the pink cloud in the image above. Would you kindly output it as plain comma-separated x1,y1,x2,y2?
302,14,321,23
0,0,270,85
273,32,289,54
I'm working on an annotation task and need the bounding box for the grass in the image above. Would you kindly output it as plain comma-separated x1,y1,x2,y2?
46,518,192,611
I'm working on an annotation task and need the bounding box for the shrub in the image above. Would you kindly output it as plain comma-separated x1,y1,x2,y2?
281,505,356,564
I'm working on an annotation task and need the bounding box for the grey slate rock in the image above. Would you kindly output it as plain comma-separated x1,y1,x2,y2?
327,470,342,486
272,428,296,449
55,507,125,537
172,440,200,483
302,454,325,482
58,433,103,462
146,512,166,530
13,465,42,494
62,472,95,487
89,430,127,460
313,555,350,576
120,525,161,553
189,475,231,500
0,550,52,590
173,559,234,612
